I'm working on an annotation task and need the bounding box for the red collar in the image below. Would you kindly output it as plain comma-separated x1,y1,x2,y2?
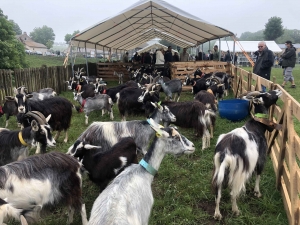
103,89,106,94
81,99,86,107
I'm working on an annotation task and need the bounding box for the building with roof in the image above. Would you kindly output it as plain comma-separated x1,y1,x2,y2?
16,32,48,53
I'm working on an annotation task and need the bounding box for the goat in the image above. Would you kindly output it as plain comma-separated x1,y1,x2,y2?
74,92,114,125
87,118,195,225
1,99,18,128
68,137,138,190
97,83,135,103
7,92,73,143
194,90,217,138
162,101,215,150
0,152,88,225
156,77,182,102
67,103,176,155
212,89,282,220
113,71,124,84
28,88,57,101
116,87,159,121
0,111,55,165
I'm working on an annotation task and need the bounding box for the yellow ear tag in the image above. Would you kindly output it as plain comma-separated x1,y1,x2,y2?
156,132,162,137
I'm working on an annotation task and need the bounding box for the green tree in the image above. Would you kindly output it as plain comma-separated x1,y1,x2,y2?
9,19,22,35
0,9,27,69
263,17,284,40
64,30,80,44
30,25,55,48
239,30,264,41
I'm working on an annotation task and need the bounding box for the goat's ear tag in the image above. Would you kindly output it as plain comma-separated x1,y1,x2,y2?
158,101,161,106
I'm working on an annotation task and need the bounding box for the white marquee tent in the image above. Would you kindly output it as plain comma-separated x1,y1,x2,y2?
213,41,283,53
71,0,234,51
137,42,178,54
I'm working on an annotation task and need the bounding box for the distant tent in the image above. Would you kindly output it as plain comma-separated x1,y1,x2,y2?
214,41,283,53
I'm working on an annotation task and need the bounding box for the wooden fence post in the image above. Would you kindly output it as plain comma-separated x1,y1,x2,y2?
276,100,288,189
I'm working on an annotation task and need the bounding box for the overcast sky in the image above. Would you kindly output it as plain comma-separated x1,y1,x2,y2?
1,0,300,43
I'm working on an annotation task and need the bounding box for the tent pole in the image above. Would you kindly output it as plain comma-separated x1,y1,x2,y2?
84,42,89,77
103,46,105,62
109,48,112,62
202,44,204,60
219,38,221,61
95,44,97,59
232,36,236,65
70,41,74,78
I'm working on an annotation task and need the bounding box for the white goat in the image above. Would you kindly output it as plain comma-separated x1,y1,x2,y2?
88,118,195,225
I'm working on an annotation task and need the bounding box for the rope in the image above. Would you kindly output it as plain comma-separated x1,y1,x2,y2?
232,36,255,67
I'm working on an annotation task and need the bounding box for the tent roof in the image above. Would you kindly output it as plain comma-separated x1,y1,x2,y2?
214,41,283,53
137,42,178,53
71,0,234,51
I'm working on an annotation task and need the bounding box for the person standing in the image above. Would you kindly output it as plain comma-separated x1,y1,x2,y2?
122,52,129,63
180,48,190,61
280,40,296,88
164,46,173,63
155,48,165,64
173,52,179,62
234,53,238,65
224,50,232,62
253,41,274,92
213,45,219,61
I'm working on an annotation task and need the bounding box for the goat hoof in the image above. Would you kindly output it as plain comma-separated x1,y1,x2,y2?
213,213,222,220
232,209,240,216
254,191,262,198
64,139,68,143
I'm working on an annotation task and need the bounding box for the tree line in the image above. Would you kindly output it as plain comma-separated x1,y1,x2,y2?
239,16,300,43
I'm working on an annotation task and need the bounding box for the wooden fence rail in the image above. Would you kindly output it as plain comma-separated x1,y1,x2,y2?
231,64,300,225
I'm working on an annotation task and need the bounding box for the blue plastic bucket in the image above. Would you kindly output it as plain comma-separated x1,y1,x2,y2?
219,99,250,121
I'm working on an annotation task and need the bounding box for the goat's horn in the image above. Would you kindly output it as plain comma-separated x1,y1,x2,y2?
246,91,261,98
79,68,84,72
211,78,220,84
26,111,47,125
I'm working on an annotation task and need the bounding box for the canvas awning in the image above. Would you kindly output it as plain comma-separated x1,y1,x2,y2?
71,0,234,51
137,42,178,53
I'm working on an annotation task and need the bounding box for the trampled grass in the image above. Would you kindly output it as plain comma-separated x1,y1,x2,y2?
1,80,289,225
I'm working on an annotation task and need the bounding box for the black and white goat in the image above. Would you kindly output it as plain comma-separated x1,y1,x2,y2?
0,111,55,165
28,88,57,101
68,137,138,190
116,86,159,121
68,103,176,155
156,77,182,102
212,89,282,220
8,93,73,143
162,100,215,150
0,152,88,224
87,118,195,225
74,92,114,125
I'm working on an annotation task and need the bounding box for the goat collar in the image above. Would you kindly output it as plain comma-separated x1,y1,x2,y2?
18,132,28,146
254,113,269,119
139,159,157,176
252,114,282,130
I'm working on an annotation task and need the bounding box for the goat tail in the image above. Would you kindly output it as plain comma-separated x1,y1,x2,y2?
204,109,216,127
116,92,120,105
212,150,232,193
108,97,113,106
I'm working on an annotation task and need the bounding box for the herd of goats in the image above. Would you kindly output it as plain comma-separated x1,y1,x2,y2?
0,64,282,224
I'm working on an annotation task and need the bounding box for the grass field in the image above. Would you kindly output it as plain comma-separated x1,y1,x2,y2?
2,59,298,224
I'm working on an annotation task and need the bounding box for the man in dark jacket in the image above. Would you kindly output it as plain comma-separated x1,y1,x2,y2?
224,50,232,62
164,46,173,63
253,41,274,92
281,40,296,88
